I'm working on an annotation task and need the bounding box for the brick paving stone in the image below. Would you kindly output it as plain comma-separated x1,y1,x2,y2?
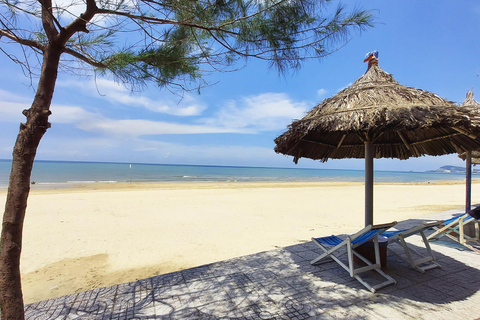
153,283,188,301
266,264,300,278
182,265,217,282
282,252,309,264
243,270,277,283
283,241,317,253
293,260,326,273
218,273,252,290
151,272,184,287
327,305,383,320
278,293,325,319
210,261,241,277
291,250,320,261
152,297,177,318
282,274,334,293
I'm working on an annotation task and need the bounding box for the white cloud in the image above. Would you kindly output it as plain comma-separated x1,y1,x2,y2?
35,135,284,167
49,105,101,124
131,140,279,165
49,102,246,136
78,118,246,136
199,92,309,132
32,136,119,161
52,0,86,19
0,88,32,103
48,105,243,136
317,88,327,98
0,101,29,122
0,90,105,128
51,0,138,27
59,79,207,116
56,80,312,133
0,88,308,138
0,89,34,122
0,90,252,138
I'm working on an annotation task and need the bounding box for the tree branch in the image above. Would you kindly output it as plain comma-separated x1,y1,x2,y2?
59,0,98,45
62,47,106,68
217,0,288,29
1,1,41,19
38,0,59,40
0,29,45,52
96,8,238,36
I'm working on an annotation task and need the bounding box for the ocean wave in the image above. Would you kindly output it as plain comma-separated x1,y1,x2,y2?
66,180,117,184
0,160,466,185
66,180,97,184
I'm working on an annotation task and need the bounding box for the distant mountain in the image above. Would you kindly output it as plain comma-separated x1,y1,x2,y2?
427,165,480,174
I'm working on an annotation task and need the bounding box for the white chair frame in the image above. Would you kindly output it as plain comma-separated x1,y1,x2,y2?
311,222,397,293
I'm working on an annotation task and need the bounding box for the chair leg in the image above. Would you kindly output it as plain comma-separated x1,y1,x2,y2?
418,231,441,272
313,248,396,293
311,238,348,265
475,221,480,241
398,235,418,271
435,232,480,254
389,232,441,273
460,218,465,244
427,217,467,241
310,245,335,265
350,240,396,292
310,254,333,265
310,232,397,293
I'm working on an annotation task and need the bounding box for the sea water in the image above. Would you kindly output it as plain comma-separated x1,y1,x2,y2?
0,159,467,189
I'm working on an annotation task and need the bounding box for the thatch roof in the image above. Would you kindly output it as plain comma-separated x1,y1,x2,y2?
458,150,480,164
275,64,480,163
458,90,480,164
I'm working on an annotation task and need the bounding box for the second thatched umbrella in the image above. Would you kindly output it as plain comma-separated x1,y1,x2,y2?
459,150,480,165
275,52,480,226
458,90,480,213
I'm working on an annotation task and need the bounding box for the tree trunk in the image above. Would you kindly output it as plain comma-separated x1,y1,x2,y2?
0,45,61,319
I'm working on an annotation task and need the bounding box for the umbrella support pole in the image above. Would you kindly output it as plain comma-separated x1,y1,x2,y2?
365,141,374,227
464,150,478,238
466,150,472,213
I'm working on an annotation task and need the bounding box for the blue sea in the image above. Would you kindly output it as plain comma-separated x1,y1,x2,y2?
0,159,467,189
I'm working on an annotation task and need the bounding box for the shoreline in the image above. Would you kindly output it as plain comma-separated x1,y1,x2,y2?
2,180,479,303
0,178,475,195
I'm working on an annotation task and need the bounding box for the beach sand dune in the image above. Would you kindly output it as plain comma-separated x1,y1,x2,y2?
1,180,478,303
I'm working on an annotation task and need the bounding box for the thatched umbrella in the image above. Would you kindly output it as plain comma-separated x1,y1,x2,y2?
275,52,480,226
458,90,480,212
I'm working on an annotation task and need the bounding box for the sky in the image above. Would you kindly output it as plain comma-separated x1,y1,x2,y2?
0,0,479,172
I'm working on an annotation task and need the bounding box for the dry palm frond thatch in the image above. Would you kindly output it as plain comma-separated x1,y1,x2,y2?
275,65,480,163
458,150,480,164
458,90,480,164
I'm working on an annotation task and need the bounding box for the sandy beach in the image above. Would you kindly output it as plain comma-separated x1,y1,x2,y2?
1,180,479,304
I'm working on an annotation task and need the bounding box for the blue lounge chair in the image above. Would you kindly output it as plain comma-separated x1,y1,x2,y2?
383,221,442,273
426,213,480,253
311,222,397,293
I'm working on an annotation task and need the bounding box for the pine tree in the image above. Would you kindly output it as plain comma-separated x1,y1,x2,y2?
0,0,373,317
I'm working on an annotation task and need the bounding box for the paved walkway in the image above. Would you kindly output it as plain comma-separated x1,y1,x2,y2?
25,210,480,319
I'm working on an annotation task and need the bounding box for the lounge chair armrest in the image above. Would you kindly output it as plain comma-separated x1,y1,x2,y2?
372,221,397,230
423,220,443,228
